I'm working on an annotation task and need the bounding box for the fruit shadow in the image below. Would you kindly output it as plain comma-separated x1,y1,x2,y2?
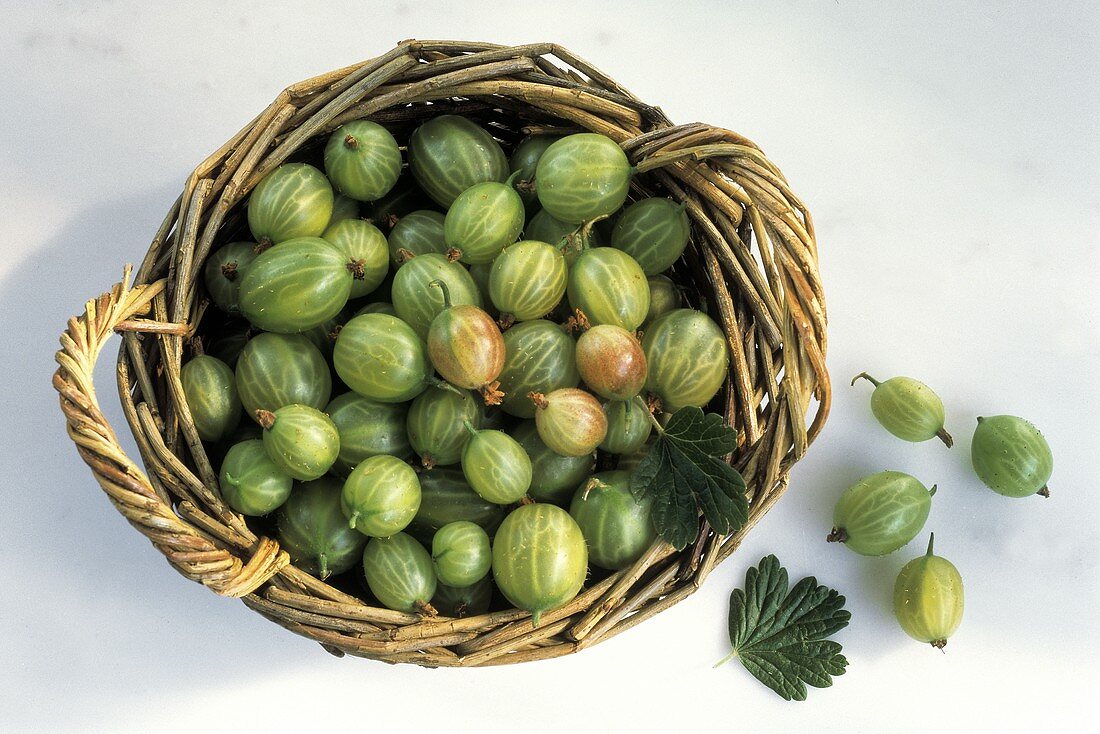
0,191,332,729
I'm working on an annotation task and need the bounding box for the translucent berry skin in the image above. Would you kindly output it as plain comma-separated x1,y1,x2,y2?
238,237,353,333
259,404,341,481
570,470,656,571
431,521,492,588
406,466,506,543
610,197,690,276
340,454,421,538
180,355,241,442
893,535,964,648
325,392,411,476
830,471,935,556
497,320,580,419
235,333,331,417
444,180,525,264
247,163,333,244
387,210,447,266
323,120,402,203
853,373,952,447
971,415,1053,498
332,313,430,403
407,386,482,467
600,398,653,455
533,388,608,457
408,115,508,208
575,324,647,400
643,274,682,327
510,134,561,211
511,420,594,505
277,476,366,580
391,252,483,339
362,532,438,613
427,304,505,393
642,308,729,412
535,133,631,224
321,218,389,299
328,194,360,225
461,429,533,505
203,241,259,314
491,503,588,626
567,247,650,332
489,240,568,321
218,439,293,516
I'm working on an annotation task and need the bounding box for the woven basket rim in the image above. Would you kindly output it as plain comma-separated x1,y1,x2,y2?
53,39,830,667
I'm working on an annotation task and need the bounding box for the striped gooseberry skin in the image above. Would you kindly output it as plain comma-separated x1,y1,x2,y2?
362,532,438,613
830,471,934,556
219,439,293,516
180,355,241,442
643,274,682,327
321,219,389,298
323,120,402,202
406,466,506,543
489,240,567,321
600,398,653,455
971,415,1053,498
511,420,594,505
203,241,259,314
532,388,608,457
575,324,647,400
427,304,505,393
510,134,561,211
462,429,532,505
408,115,508,208
247,163,333,244
610,198,690,276
259,404,341,481
432,575,494,618
497,320,580,419
535,133,632,224
524,209,607,252
854,373,952,446
328,194,360,225
235,332,331,417
354,301,397,318
894,535,964,648
392,252,483,339
277,476,366,579
431,521,492,587
407,386,482,467
388,210,447,266
325,392,411,476
567,247,650,331
341,454,421,538
333,313,430,403
492,503,588,626
468,262,495,313
238,237,352,333
570,470,657,571
444,181,525,264
642,308,728,412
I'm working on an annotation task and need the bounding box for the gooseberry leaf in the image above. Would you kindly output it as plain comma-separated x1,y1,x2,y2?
721,555,851,701
628,407,747,550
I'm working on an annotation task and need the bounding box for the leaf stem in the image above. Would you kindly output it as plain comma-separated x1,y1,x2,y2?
713,649,738,668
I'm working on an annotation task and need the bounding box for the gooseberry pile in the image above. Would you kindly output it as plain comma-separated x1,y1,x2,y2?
187,115,730,624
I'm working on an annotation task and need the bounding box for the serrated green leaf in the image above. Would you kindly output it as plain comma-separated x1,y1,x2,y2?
723,555,850,701
629,407,747,550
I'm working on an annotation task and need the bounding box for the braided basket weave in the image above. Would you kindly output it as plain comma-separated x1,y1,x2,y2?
54,40,829,666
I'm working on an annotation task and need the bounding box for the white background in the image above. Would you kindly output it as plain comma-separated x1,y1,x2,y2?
2,1,1098,732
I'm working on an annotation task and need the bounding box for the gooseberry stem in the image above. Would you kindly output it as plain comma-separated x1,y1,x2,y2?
255,409,276,430
826,527,847,543
936,427,955,448
429,279,453,309
641,397,665,435
347,511,360,530
926,532,935,556
462,419,480,438
319,553,330,580
850,372,881,388
427,376,463,396
528,391,549,410
928,484,938,497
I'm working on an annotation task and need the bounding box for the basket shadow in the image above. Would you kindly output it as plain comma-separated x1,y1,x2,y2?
0,190,324,728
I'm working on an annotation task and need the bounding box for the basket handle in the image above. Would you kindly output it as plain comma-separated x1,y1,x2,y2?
53,267,288,598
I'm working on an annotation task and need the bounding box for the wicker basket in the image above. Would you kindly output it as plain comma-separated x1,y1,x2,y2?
53,40,829,666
